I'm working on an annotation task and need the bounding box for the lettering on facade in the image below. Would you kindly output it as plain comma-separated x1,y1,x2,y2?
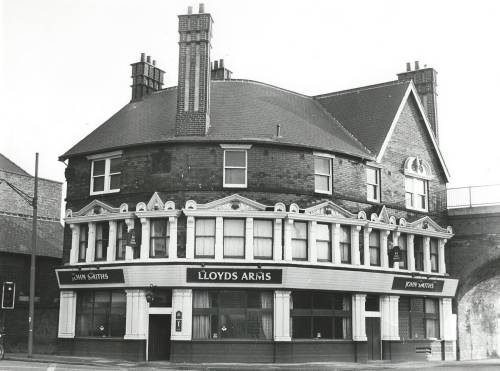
57,269,125,285
186,268,282,284
392,277,444,292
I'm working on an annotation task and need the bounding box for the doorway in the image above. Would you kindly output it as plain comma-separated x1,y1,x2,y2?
148,314,171,361
366,317,381,360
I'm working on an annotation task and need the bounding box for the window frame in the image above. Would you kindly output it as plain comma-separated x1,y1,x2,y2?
369,229,381,266
78,224,88,262
314,154,333,195
405,176,428,212
115,220,127,261
89,152,122,196
94,222,109,261
398,296,440,340
292,221,308,261
223,149,248,188
195,218,216,258
366,166,381,203
253,219,274,260
316,223,332,262
339,225,351,264
223,218,246,259
430,238,439,273
149,218,170,258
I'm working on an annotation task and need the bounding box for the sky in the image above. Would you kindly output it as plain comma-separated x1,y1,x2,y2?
1,0,500,190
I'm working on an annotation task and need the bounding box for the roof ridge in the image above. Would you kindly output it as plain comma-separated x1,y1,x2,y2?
212,79,312,99
0,153,30,175
314,80,408,99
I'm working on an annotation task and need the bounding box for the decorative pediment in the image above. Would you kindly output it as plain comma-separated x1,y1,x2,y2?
404,156,432,179
192,194,268,212
71,199,120,217
147,192,164,211
304,201,354,218
369,205,393,224
409,216,449,233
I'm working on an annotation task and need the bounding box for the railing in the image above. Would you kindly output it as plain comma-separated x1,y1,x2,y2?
447,184,500,209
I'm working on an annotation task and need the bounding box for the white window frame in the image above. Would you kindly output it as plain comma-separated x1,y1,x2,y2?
366,166,381,203
88,151,122,195
405,176,428,212
221,144,251,188
314,153,334,195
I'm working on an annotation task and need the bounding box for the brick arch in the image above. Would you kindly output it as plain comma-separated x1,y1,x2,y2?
457,254,500,301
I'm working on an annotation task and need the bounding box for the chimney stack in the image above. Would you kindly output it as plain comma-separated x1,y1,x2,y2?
130,53,165,102
211,59,232,80
397,62,439,143
175,4,214,136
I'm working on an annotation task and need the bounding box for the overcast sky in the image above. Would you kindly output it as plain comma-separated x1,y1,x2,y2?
1,0,500,189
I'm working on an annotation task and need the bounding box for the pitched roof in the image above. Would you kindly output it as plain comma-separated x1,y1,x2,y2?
60,80,373,160
0,153,30,176
314,81,411,154
0,214,63,258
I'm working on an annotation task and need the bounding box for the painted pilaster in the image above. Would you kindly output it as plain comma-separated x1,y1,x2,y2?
107,220,117,262
407,234,415,271
86,222,96,263
273,219,283,261
439,239,447,274
283,219,293,262
274,290,291,341
58,290,76,338
381,230,390,268
308,220,317,263
393,231,400,269
125,218,135,261
332,223,341,264
245,217,253,261
169,217,178,260
215,216,223,261
351,225,361,265
186,216,195,259
381,295,400,340
124,289,148,339
171,289,193,340
140,218,150,260
69,224,80,264
363,227,372,267
423,236,431,273
352,294,367,341
440,298,456,341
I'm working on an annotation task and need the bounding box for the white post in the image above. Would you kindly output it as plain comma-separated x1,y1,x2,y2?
186,216,195,259
273,219,283,261
69,224,80,264
381,295,400,340
363,227,372,267
308,220,317,263
439,239,447,274
351,225,361,265
107,220,117,262
274,290,291,341
171,289,193,340
245,217,254,261
352,294,367,341
124,289,148,339
283,219,293,262
423,236,431,273
407,234,415,271
332,223,341,264
215,216,223,261
440,298,456,341
58,291,76,338
86,222,96,263
140,218,150,260
169,216,178,260
381,230,390,268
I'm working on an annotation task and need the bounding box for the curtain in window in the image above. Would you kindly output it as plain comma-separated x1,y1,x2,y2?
253,220,273,259
369,230,380,266
260,292,273,339
430,238,439,272
79,224,88,262
342,295,351,339
95,222,109,261
150,219,169,258
193,291,211,339
398,234,407,269
292,222,307,260
195,219,215,257
340,226,351,263
316,223,331,261
115,221,127,260
224,219,245,257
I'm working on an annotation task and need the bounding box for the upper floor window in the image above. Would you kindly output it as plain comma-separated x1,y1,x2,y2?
253,219,273,260
414,236,424,271
398,233,407,269
150,219,170,258
292,221,308,261
314,155,332,194
369,230,380,266
339,226,351,264
195,218,216,258
224,219,245,258
94,222,109,261
88,152,122,195
78,224,88,262
316,223,331,262
430,238,439,272
116,221,127,261
404,157,432,212
223,149,247,188
366,167,381,202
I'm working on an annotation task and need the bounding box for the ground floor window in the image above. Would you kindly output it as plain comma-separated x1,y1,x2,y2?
75,290,126,337
291,291,351,339
399,297,439,340
192,290,273,340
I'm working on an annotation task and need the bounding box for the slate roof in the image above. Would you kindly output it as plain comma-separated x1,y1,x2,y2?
0,153,30,176
314,81,411,154
60,80,373,160
0,214,63,258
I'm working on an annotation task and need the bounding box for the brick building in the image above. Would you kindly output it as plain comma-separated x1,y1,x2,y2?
0,153,63,353
55,5,457,363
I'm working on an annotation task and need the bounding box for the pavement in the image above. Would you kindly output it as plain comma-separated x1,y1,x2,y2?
3,353,500,370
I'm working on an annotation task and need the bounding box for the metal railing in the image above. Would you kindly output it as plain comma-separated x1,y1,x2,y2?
447,184,500,209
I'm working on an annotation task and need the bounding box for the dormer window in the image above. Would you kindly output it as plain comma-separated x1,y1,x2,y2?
404,157,432,212
88,151,122,195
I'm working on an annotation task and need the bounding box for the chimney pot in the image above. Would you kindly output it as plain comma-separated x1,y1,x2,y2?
188,6,193,14
141,53,146,62
199,3,205,13
147,55,151,64
415,61,420,70
153,60,156,66
214,60,219,70
219,59,224,68
406,62,411,72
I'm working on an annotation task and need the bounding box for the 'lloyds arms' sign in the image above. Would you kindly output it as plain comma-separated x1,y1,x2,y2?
187,268,282,284
57,269,125,285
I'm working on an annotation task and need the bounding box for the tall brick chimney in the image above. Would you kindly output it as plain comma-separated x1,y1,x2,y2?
397,61,439,142
175,4,213,136
130,53,165,102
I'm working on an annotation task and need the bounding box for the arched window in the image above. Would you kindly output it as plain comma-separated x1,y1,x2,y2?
403,157,432,211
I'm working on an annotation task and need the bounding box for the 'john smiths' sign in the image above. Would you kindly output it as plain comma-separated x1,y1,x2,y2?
392,277,444,292
58,269,125,285
187,268,282,284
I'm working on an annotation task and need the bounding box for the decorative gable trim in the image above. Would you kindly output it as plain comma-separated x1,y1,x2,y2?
375,82,450,181
65,199,133,223
408,216,449,234
303,200,354,218
73,199,120,217
147,192,164,211
188,194,268,212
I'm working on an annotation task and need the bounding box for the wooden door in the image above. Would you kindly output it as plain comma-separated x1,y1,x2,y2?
148,315,171,361
366,317,381,361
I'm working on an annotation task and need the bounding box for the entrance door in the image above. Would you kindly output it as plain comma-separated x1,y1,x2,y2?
148,315,171,361
366,317,381,360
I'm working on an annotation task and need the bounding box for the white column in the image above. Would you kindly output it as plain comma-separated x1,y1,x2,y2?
440,298,456,341
351,225,361,265
171,289,193,340
215,216,224,261
439,239,447,274
381,230,390,268
124,289,148,339
363,227,371,267
407,234,415,271
58,290,76,338
332,223,341,264
381,295,399,340
140,218,150,260
392,231,400,269
107,220,117,262
245,218,253,261
274,290,291,341
273,219,283,261
169,217,178,260
86,222,96,263
352,294,367,341
69,224,80,264
423,236,431,273
308,220,317,263
186,216,195,259
283,219,293,262
125,218,135,260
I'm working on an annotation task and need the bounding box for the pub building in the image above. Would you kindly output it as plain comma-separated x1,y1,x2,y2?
55,4,458,363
